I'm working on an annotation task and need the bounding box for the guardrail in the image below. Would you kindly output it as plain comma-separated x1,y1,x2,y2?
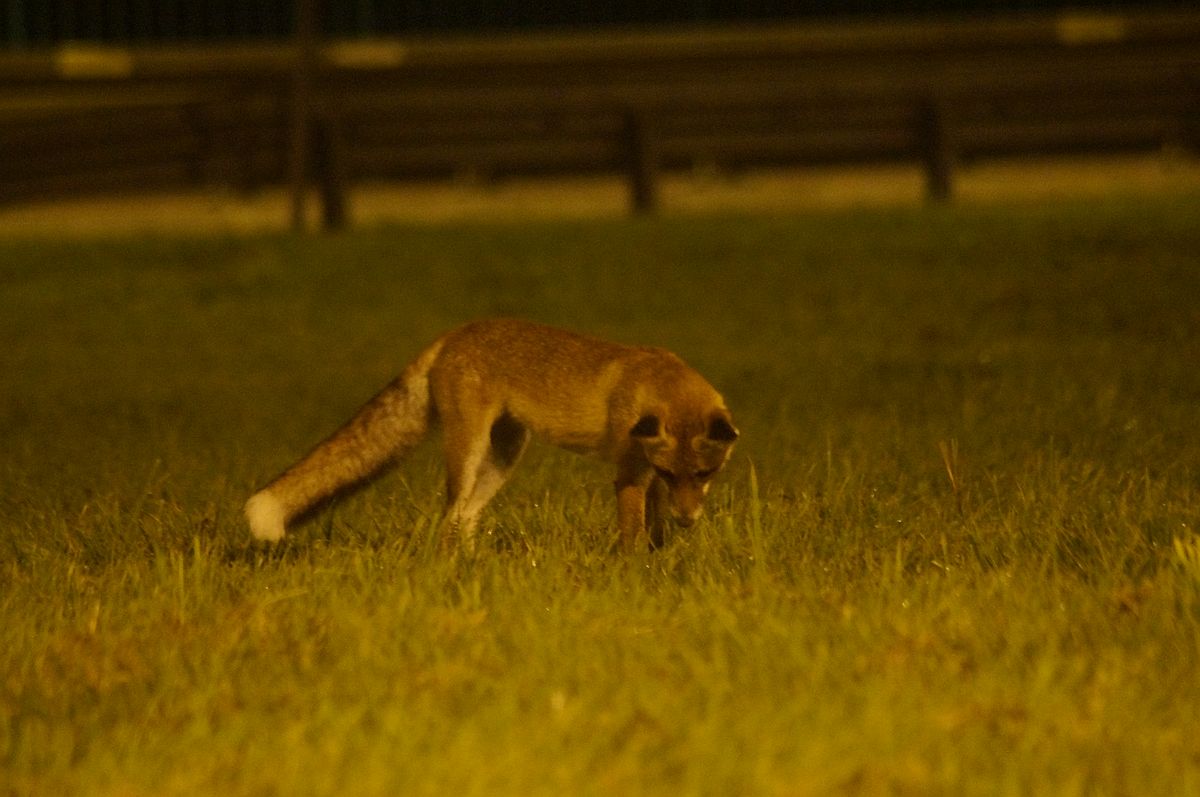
2,10,1198,228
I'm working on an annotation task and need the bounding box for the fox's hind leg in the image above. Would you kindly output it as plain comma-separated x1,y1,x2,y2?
443,412,529,550
457,414,530,542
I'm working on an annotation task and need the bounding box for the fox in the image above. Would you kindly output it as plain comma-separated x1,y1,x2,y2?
245,318,738,551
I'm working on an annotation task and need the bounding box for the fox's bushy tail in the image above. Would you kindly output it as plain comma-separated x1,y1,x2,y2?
245,340,443,541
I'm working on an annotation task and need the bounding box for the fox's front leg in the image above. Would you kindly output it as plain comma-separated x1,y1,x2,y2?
644,475,669,550
614,465,653,552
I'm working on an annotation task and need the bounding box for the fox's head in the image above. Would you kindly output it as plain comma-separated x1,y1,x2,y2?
631,409,739,527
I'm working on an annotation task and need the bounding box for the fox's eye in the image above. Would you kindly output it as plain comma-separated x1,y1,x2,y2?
653,467,676,484
695,468,717,481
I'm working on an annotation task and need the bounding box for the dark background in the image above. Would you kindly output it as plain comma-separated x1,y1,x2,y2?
3,1,1195,45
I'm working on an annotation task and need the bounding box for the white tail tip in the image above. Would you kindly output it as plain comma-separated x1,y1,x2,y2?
245,491,287,541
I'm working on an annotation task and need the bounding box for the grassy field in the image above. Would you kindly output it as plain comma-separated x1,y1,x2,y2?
2,194,1199,795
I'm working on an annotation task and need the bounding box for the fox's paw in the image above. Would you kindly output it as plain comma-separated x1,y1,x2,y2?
245,491,287,541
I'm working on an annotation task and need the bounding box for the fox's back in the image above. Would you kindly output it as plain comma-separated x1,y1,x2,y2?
438,317,636,376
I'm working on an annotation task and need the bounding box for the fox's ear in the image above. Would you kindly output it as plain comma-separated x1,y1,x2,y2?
707,414,739,443
630,415,661,439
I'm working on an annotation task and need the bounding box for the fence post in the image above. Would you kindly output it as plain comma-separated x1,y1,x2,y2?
919,96,955,203
312,113,349,230
1185,80,1200,155
624,111,660,215
288,0,318,232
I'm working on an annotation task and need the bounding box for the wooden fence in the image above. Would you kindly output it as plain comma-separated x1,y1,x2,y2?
1,10,1198,229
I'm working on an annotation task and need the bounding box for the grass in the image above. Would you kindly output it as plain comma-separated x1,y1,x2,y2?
2,193,1200,795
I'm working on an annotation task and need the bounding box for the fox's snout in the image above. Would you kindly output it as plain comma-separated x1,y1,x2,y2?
668,494,705,527
672,507,702,527
661,477,714,528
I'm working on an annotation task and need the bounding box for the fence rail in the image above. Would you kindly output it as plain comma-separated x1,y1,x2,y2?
2,10,1198,227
